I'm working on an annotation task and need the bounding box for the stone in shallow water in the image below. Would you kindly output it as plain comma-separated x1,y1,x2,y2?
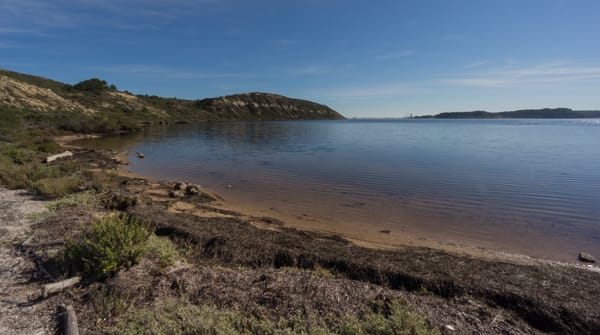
174,182,187,191
578,252,596,263
185,185,200,195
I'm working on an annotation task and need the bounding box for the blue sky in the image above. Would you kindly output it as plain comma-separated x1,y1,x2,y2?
1,0,600,117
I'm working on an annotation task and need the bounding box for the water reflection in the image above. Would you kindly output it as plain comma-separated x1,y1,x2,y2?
79,119,600,260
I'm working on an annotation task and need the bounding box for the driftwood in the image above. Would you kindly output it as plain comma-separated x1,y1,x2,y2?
60,304,80,335
44,151,73,163
41,276,81,299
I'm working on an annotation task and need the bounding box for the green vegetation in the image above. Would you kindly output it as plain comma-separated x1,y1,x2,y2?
0,106,22,128
65,215,151,280
32,175,82,198
27,190,100,221
83,169,119,192
72,78,116,94
0,141,78,193
90,286,129,324
1,68,344,131
145,234,180,269
118,299,437,335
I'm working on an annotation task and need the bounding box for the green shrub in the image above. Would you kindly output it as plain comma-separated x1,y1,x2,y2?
0,107,21,128
32,175,81,199
354,300,437,335
32,136,62,153
47,190,99,210
146,234,179,269
65,215,151,280
0,158,33,189
84,169,119,192
72,78,111,94
90,285,129,323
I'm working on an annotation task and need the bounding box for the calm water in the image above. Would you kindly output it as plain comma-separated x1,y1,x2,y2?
80,119,600,260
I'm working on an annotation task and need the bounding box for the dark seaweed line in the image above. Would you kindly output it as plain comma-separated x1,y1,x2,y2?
143,211,598,335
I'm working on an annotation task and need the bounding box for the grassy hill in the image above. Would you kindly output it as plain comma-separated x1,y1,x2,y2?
0,69,344,133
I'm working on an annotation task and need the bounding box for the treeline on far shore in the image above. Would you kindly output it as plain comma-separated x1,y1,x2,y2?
417,108,600,119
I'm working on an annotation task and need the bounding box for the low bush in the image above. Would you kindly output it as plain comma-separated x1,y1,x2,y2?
0,107,21,128
89,285,129,323
65,215,151,280
47,190,99,210
84,169,119,192
32,175,81,199
146,234,179,269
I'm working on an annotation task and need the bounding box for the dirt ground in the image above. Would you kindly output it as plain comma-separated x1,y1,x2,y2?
0,188,52,335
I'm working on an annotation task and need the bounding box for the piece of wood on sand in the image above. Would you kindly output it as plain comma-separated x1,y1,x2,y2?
41,276,81,299
44,151,73,163
59,304,80,335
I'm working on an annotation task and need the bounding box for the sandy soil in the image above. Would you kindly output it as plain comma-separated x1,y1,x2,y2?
0,188,52,335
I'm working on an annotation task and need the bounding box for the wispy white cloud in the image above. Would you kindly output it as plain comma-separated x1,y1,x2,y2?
0,28,40,34
93,64,252,80
327,82,424,98
288,65,322,76
464,60,489,68
374,50,415,61
0,0,224,30
0,41,23,49
272,39,296,47
0,0,74,27
442,62,600,88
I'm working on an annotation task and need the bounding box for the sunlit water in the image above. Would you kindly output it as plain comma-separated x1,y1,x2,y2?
78,119,600,261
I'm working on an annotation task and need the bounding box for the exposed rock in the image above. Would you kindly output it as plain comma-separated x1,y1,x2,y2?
579,252,596,263
169,190,185,198
44,151,73,163
185,185,200,195
136,152,144,159
196,93,345,120
174,182,187,191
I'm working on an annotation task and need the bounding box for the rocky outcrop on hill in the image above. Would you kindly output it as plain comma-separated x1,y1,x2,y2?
196,93,344,120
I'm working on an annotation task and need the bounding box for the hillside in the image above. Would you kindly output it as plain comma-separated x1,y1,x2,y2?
0,69,344,133
418,108,600,119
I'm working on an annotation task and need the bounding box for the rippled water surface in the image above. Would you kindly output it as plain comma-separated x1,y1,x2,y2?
80,119,600,260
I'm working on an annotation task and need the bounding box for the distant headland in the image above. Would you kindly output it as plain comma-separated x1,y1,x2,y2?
416,108,600,119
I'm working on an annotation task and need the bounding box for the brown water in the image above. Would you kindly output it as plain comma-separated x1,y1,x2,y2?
76,119,600,261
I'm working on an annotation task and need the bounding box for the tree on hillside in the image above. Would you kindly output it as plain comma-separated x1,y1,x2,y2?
72,78,116,94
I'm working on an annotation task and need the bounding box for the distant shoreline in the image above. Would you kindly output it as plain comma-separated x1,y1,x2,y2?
416,108,600,119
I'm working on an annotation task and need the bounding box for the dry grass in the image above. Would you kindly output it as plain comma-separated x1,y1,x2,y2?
116,298,438,335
